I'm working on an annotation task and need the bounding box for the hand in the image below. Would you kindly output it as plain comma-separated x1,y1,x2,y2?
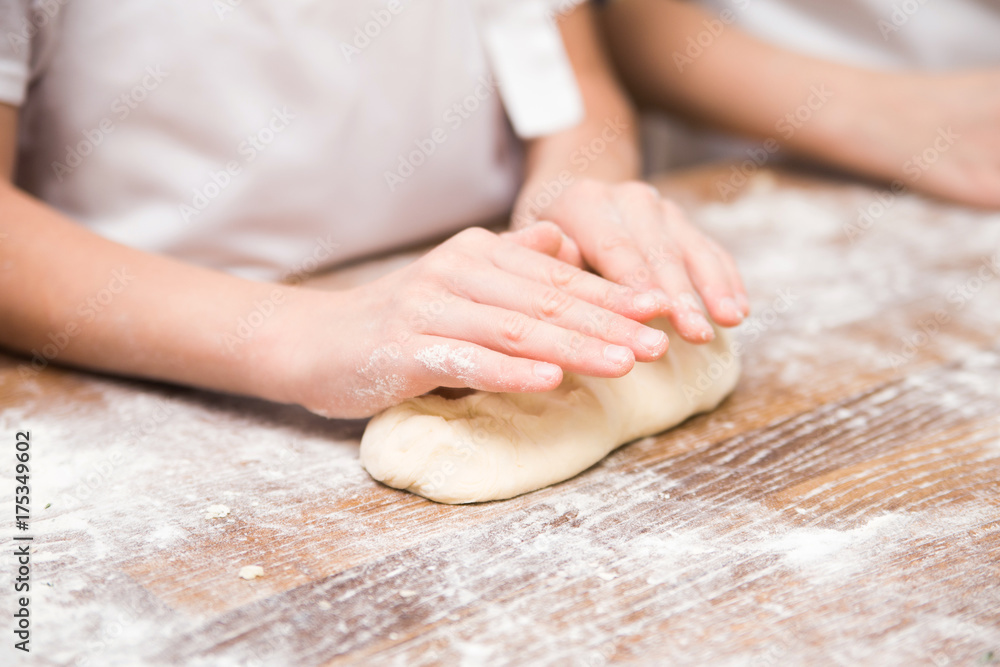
810,69,1000,209
514,179,749,343
279,225,672,418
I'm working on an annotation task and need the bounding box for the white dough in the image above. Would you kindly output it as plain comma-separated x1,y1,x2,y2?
360,320,740,504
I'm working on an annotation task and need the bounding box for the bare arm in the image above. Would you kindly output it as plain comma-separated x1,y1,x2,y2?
512,4,749,343
512,4,641,226
600,0,1000,209
0,102,304,401
0,104,15,180
0,103,677,416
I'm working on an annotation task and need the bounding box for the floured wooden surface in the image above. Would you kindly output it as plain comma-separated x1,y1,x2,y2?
1,167,998,666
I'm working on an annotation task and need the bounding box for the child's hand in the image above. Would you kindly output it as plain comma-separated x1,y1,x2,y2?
282,224,673,418
517,179,748,343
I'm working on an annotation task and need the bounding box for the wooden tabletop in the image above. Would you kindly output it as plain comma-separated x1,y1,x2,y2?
2,166,998,666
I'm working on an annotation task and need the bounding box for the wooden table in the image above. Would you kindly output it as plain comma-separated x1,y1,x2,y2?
2,166,998,666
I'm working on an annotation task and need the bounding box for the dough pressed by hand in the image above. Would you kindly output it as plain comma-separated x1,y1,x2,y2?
360,320,740,504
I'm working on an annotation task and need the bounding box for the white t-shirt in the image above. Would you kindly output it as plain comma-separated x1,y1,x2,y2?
702,0,1000,70
1,0,563,281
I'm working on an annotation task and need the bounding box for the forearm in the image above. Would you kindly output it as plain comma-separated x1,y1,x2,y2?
0,181,310,403
514,4,641,226
600,0,866,153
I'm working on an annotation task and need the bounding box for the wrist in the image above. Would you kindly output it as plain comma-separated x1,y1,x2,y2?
231,283,322,408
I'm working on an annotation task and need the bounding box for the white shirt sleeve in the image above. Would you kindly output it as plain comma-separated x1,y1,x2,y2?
0,0,61,106
475,0,585,139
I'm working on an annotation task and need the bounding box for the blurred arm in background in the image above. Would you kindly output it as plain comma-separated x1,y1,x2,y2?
599,0,1000,209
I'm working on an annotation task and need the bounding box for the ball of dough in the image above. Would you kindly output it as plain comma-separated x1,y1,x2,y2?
360,320,740,504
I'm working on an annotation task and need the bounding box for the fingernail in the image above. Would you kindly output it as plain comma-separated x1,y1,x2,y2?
533,362,561,382
633,293,658,311
638,327,667,351
603,344,633,365
684,312,715,341
719,297,743,323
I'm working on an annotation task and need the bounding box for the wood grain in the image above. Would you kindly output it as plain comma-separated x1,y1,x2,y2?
1,167,998,666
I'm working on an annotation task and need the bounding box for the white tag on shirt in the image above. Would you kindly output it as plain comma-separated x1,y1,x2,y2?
477,0,585,139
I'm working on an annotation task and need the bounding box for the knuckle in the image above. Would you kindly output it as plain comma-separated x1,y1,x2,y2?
620,180,658,202
455,226,494,245
574,178,607,200
660,198,685,219
549,261,582,289
498,312,535,346
421,246,455,277
599,233,635,253
647,244,684,270
600,282,632,309
535,288,574,320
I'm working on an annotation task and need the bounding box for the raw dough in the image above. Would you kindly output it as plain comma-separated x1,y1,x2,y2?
360,319,740,504
204,504,230,519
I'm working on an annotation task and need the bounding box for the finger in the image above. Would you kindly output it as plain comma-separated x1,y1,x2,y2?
408,335,563,393
540,220,586,268
490,236,661,322
715,244,750,316
503,220,586,268
607,191,716,342
455,266,668,362
500,221,564,258
680,240,744,327
426,300,637,378
576,193,664,295
668,214,748,323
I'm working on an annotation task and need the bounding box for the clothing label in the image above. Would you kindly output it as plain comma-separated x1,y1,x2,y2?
477,0,585,139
